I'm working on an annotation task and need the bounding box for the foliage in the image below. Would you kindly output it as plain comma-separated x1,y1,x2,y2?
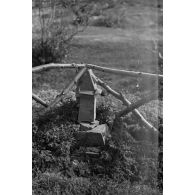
32,36,69,67
32,97,162,194
96,103,114,125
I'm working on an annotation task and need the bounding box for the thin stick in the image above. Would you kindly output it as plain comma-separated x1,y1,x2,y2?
91,74,157,132
41,67,87,114
117,91,159,118
32,63,163,79
32,93,48,107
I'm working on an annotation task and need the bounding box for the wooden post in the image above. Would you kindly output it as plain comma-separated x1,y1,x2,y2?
77,69,97,123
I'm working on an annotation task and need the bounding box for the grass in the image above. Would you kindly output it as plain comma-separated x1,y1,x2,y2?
32,1,163,194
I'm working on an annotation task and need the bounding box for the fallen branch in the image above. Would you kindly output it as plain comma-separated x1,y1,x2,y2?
117,91,159,118
91,74,157,132
40,67,87,114
32,93,48,107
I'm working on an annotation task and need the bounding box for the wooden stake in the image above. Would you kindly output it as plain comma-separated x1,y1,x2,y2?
41,67,87,114
32,93,48,107
91,74,158,132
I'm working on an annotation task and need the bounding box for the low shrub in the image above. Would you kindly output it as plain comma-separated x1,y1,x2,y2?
32,2,76,67
96,103,114,125
32,35,69,67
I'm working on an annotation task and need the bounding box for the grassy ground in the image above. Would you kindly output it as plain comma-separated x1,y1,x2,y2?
33,2,163,194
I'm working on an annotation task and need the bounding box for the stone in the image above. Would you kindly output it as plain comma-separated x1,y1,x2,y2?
80,120,99,131
75,124,109,147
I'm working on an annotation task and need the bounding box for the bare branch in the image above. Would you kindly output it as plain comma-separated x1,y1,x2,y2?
32,63,85,73
32,63,163,79
86,64,163,79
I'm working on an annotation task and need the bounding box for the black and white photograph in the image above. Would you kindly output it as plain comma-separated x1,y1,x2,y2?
32,0,163,194
3,0,195,195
